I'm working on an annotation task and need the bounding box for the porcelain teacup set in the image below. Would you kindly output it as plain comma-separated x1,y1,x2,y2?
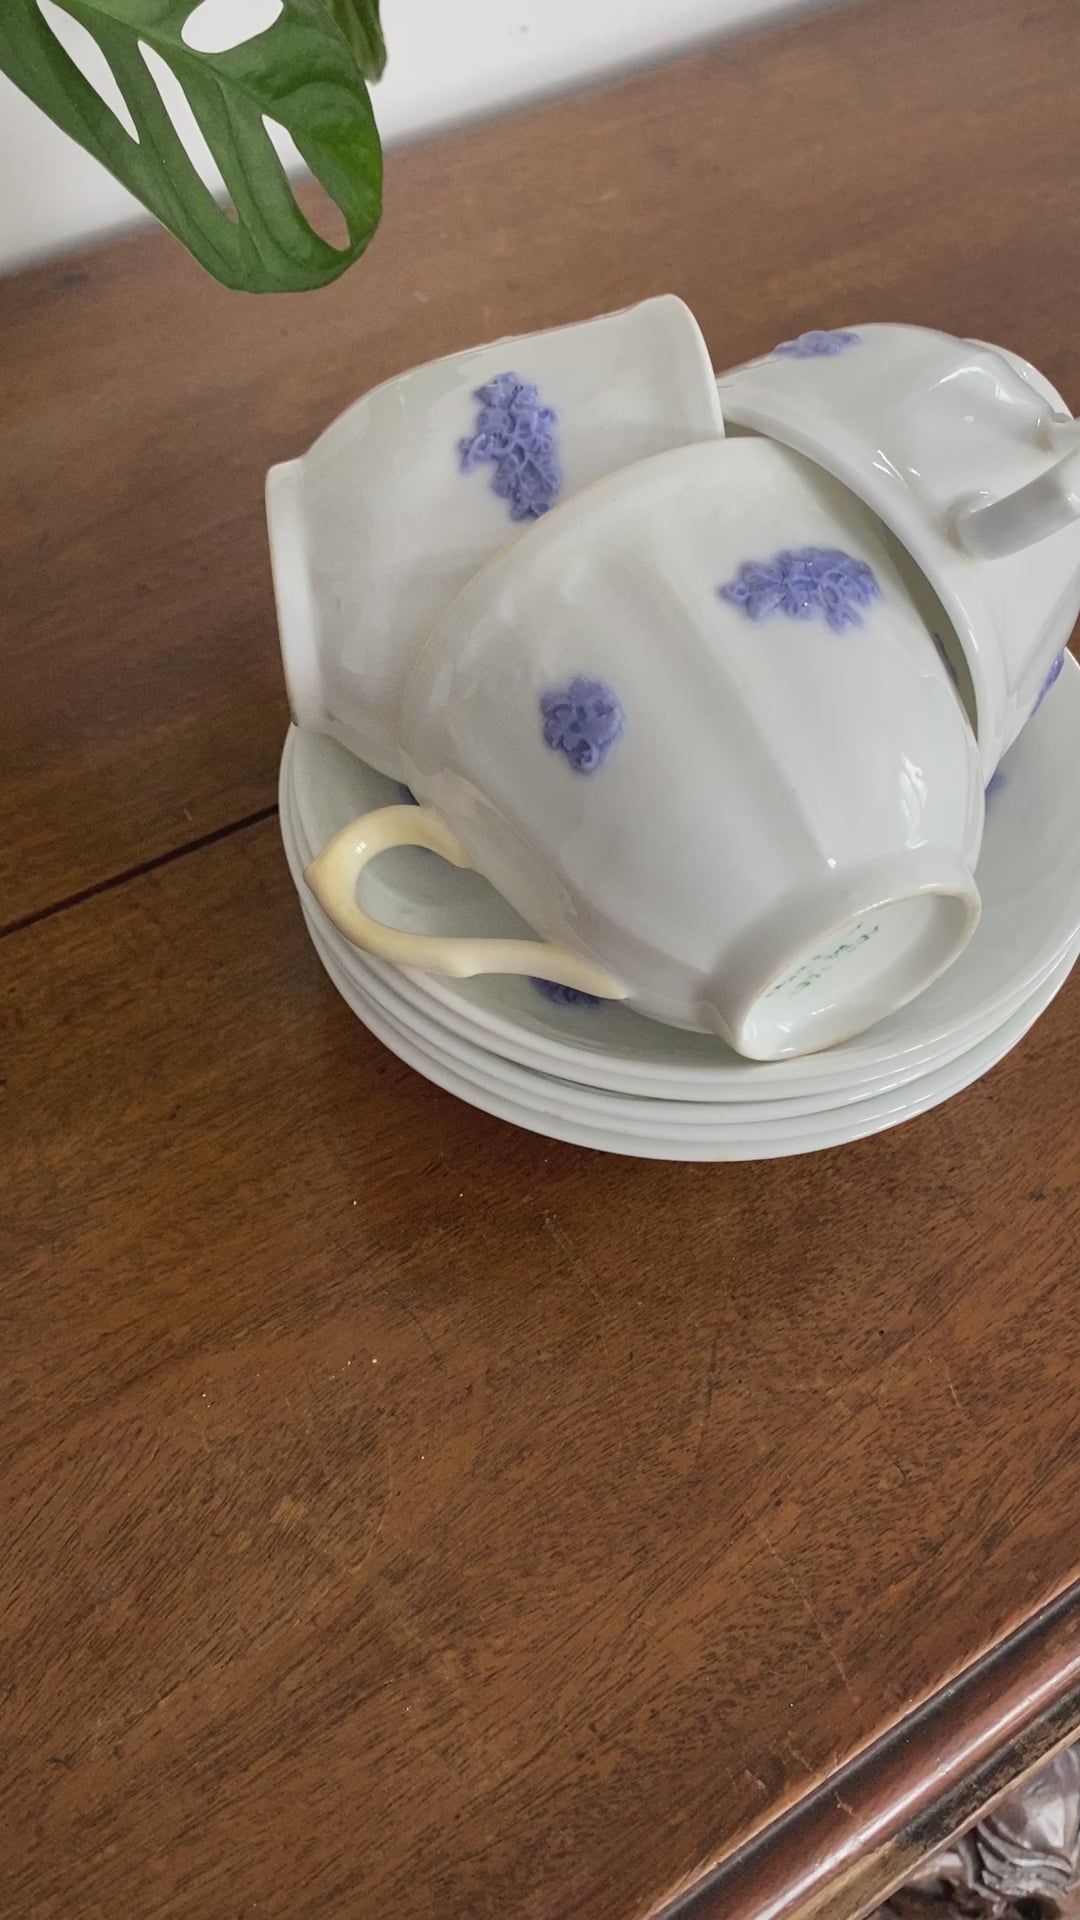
268,297,1080,1158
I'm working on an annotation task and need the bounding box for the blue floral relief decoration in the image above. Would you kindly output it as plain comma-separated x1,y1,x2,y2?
532,979,601,1008
774,329,860,358
541,677,625,773
1032,650,1066,716
718,548,881,633
458,370,561,520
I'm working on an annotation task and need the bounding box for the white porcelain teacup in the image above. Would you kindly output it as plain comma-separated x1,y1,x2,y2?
266,296,724,782
716,323,1080,775
306,438,984,1059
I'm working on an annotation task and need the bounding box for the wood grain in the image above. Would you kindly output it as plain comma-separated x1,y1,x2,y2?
3,0,1080,922
5,817,1080,1920
687,1588,1080,1920
6,0,1080,1915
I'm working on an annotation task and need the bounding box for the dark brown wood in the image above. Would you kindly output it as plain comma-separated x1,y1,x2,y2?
876,1734,1080,1918
6,1,1080,1917
3,0,1080,922
678,1588,1080,1920
5,813,1080,1920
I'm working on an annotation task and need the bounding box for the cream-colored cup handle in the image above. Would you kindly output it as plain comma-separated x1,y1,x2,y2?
304,805,630,1000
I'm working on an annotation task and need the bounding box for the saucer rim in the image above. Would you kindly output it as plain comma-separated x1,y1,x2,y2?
296,884,1075,1160
282,771,1072,1127
284,653,1080,1098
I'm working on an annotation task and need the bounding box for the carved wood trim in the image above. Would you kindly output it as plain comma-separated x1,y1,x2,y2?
664,1584,1080,1920
873,1741,1080,1919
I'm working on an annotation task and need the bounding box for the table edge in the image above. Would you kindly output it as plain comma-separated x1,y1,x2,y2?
658,1576,1080,1920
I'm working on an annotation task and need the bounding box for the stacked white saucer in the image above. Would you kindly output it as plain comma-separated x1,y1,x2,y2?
279,652,1080,1162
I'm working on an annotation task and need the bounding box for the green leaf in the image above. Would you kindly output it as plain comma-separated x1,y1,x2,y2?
323,0,384,80
0,0,383,292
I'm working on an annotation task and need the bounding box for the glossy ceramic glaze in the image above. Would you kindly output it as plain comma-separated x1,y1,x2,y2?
284,765,1071,1126
265,295,724,781
329,436,982,1057
284,648,1080,1098
294,872,1077,1161
716,324,1080,774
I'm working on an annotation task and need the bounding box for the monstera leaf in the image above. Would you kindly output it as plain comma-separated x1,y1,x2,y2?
324,0,383,77
0,0,383,292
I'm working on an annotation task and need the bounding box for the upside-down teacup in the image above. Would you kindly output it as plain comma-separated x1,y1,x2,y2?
306,437,984,1059
266,296,725,782
716,322,1080,775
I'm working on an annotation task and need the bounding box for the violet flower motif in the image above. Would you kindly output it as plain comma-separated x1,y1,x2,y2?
718,548,880,633
540,677,625,773
1032,650,1066,716
774,329,860,358
458,370,561,521
532,979,601,1008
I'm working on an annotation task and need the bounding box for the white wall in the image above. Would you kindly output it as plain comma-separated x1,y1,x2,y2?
0,0,830,274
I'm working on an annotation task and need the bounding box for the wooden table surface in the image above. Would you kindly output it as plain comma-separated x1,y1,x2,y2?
4,0,1080,1915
